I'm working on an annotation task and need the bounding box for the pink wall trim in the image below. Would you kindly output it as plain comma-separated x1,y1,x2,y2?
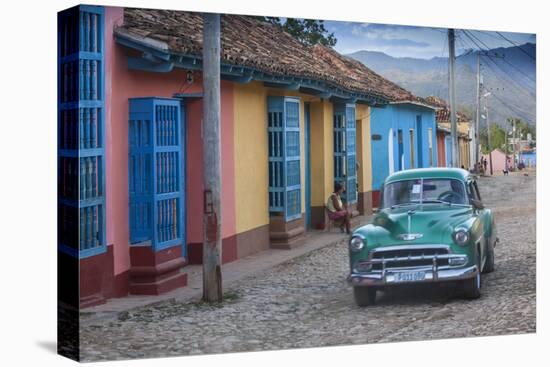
104,7,236,274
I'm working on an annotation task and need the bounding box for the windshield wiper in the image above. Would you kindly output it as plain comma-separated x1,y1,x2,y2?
422,199,451,205
422,199,471,207
390,202,420,209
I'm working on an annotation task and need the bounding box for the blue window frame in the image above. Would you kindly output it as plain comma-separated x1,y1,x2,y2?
129,98,186,252
334,103,357,204
58,5,106,259
268,96,302,221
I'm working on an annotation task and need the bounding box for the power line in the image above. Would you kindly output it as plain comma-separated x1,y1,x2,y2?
495,31,536,61
477,50,534,97
459,31,535,123
460,30,535,96
489,91,535,123
464,30,535,84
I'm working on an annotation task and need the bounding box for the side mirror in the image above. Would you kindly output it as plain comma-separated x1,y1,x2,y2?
471,199,484,210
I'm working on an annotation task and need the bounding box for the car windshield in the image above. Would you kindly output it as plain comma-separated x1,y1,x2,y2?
381,178,468,208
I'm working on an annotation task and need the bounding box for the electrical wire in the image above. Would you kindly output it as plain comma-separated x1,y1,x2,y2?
458,30,535,124
495,31,536,61
464,30,535,84
460,30,534,96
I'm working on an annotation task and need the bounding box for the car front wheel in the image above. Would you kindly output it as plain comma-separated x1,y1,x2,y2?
353,287,377,306
463,259,481,299
482,241,496,273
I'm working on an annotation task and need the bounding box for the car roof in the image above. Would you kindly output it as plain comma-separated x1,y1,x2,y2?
384,167,471,184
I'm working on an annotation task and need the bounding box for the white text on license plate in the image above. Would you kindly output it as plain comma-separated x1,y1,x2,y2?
395,271,426,282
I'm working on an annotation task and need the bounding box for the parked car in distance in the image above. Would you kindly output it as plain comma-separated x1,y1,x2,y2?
348,168,497,306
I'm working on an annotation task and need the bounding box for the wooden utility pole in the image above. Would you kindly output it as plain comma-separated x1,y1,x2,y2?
475,53,481,168
485,95,494,175
448,29,459,167
202,13,223,303
512,118,517,168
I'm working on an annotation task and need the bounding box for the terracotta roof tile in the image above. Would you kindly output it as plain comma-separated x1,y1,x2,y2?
117,8,433,104
425,96,471,123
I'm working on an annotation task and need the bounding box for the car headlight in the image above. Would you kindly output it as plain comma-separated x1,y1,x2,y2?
453,229,470,246
349,236,365,252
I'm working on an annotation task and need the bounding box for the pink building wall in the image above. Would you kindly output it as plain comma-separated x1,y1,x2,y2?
104,7,236,279
482,149,513,173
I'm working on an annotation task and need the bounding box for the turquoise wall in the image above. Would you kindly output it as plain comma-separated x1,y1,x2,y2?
370,104,437,191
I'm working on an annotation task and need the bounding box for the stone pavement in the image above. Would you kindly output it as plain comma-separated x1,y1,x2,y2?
81,220,368,325
80,173,536,362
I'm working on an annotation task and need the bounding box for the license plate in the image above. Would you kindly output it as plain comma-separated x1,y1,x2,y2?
395,271,426,283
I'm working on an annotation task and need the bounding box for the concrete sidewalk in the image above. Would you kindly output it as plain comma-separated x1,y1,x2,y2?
80,218,370,325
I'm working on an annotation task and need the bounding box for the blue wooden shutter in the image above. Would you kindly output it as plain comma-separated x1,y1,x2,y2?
345,105,357,203
58,5,105,258
267,96,301,221
128,100,153,243
284,98,301,220
129,98,184,252
334,104,357,204
268,97,284,213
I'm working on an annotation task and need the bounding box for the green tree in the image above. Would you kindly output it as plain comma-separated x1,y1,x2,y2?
507,118,536,141
480,124,507,154
254,16,337,47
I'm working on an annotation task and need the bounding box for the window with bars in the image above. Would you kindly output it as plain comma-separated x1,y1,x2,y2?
268,96,302,221
128,98,185,252
58,5,105,258
334,104,357,204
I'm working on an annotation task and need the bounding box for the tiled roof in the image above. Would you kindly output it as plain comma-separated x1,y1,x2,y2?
116,8,433,105
425,96,471,123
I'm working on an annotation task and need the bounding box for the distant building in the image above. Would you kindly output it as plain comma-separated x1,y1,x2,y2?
425,96,472,170
482,149,514,173
520,150,536,167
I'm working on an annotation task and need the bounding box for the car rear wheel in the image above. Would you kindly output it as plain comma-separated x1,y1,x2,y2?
353,287,377,306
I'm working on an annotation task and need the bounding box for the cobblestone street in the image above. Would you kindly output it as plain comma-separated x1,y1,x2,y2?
80,173,536,362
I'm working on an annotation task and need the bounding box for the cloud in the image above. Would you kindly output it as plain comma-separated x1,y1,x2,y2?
381,38,430,48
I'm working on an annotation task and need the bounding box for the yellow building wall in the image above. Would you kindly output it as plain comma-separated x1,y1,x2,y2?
233,82,269,233
459,138,471,169
309,100,334,207
356,104,372,193
233,81,319,233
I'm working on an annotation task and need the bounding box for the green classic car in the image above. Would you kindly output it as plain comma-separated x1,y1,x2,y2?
348,168,497,306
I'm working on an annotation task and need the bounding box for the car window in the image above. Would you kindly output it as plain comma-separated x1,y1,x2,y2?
382,178,468,207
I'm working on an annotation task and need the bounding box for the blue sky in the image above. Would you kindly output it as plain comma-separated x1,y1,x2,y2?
324,21,536,59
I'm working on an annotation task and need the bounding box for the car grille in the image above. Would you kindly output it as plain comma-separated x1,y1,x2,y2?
370,246,450,271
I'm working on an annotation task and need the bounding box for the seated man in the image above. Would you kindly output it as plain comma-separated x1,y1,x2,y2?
326,182,351,235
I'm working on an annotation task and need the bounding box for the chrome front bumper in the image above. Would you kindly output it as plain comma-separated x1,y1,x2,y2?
348,265,478,287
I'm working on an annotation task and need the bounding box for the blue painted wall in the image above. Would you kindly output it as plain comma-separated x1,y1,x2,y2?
370,104,437,191
520,151,536,167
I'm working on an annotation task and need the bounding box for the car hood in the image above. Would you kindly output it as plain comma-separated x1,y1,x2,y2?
360,205,474,246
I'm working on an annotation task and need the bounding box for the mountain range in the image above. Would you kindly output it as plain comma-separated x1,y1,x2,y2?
347,43,536,129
